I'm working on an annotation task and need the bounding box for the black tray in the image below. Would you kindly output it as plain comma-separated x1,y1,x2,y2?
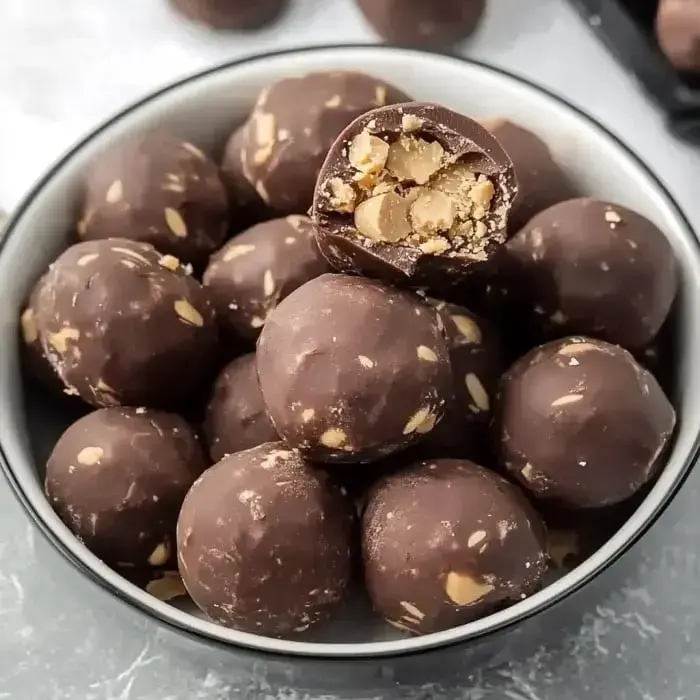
569,0,700,142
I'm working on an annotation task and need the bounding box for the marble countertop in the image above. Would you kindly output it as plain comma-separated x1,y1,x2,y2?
1,0,700,698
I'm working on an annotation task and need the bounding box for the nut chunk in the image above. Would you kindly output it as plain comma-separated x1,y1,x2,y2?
312,102,517,289
362,459,547,634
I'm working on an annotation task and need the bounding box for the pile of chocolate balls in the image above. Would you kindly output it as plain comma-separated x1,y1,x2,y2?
22,64,678,640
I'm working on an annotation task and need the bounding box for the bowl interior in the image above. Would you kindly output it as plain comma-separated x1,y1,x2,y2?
0,45,699,658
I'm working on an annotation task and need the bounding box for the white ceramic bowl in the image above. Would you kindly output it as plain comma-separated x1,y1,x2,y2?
1,45,698,660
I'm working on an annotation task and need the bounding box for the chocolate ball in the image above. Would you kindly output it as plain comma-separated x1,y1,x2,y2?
481,119,578,232
202,354,278,462
419,299,502,461
356,0,485,48
202,216,329,343
656,0,700,73
79,133,228,270
363,459,548,634
220,124,268,231
498,336,676,509
46,407,207,569
236,71,411,216
312,102,517,290
177,442,355,636
169,0,288,30
20,274,64,393
505,198,678,350
35,238,218,409
257,273,453,463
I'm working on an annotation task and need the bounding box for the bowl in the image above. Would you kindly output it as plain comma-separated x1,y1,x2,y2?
0,45,698,660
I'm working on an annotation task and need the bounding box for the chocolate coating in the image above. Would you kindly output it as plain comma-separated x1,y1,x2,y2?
498,336,676,509
257,273,453,463
312,102,517,290
203,216,329,343
35,238,218,409
220,124,268,231
656,0,700,73
79,133,228,270
177,442,355,636
202,354,278,462
363,459,548,634
419,299,502,461
169,0,288,30
237,72,411,215
505,198,678,350
46,407,207,569
482,119,578,232
20,274,65,393
356,0,485,48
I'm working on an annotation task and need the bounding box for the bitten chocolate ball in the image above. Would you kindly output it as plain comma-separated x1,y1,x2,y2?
202,354,278,462
20,274,64,392
499,336,676,509
177,443,354,636
356,0,485,48
257,274,453,463
363,459,548,634
656,0,700,73
79,133,228,270
312,103,517,290
220,124,268,231
481,119,577,232
170,0,288,30
203,216,329,343
419,299,501,461
505,198,678,350
35,238,218,409
236,72,411,215
46,407,207,569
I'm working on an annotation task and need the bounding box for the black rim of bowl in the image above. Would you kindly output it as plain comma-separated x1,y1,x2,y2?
0,44,698,661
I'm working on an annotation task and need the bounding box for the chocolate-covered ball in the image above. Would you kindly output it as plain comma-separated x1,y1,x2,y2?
236,71,411,215
35,238,218,409
220,124,268,231
79,133,228,270
312,103,517,290
356,0,485,48
481,119,577,232
419,299,502,461
170,0,288,30
505,198,678,350
363,459,548,634
203,216,329,343
202,354,278,462
177,442,354,636
20,274,64,393
46,407,207,568
499,336,676,509
257,273,453,463
656,0,700,73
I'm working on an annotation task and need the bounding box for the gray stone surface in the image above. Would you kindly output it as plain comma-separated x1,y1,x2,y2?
1,0,699,698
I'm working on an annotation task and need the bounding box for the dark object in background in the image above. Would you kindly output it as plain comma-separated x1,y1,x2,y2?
169,0,289,31
568,0,700,141
355,0,486,48
656,0,700,74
